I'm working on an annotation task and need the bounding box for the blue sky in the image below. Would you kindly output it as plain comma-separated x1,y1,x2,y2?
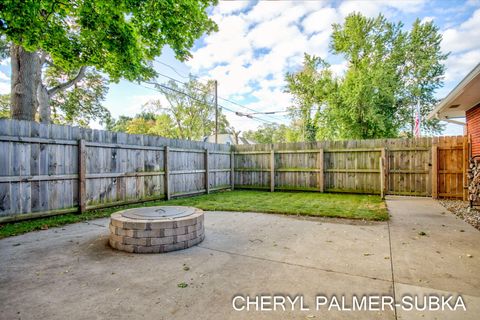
1,0,479,136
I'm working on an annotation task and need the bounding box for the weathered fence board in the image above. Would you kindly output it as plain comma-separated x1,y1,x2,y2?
0,118,468,222
0,119,231,222
234,136,467,198
435,135,467,199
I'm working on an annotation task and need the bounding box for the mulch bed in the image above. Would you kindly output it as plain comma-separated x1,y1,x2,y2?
438,199,480,231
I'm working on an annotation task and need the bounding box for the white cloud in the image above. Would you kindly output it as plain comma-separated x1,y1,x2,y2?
330,61,348,77
339,1,385,18
421,16,435,24
188,14,251,72
339,0,426,18
184,0,480,131
212,0,251,15
302,7,341,35
444,49,480,83
244,1,299,23
0,82,10,94
384,0,427,13
247,15,302,49
442,8,480,54
0,71,9,81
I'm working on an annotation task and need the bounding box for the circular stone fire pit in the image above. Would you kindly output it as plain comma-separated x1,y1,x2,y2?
109,206,204,253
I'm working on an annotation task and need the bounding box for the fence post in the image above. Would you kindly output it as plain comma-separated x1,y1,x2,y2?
230,151,235,190
381,148,387,196
164,146,170,200
432,145,438,199
318,149,324,192
78,139,86,213
270,149,275,192
205,149,210,194
380,157,385,199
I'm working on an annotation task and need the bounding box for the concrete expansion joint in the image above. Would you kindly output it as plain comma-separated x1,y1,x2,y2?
386,220,398,320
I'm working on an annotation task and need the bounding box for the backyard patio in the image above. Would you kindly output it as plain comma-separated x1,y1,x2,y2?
1,196,479,319
2,1,480,319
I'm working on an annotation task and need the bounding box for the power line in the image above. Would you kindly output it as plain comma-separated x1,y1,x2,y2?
155,60,192,79
156,72,214,96
138,82,275,125
154,61,287,123
143,81,211,105
219,97,287,122
153,72,281,123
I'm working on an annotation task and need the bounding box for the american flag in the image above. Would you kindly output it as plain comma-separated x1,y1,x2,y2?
414,101,421,137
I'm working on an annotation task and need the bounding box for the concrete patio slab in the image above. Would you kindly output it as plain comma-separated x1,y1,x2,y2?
0,212,394,320
387,196,480,319
0,196,479,319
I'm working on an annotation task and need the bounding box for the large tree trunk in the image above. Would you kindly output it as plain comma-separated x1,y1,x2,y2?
37,83,50,123
10,44,39,121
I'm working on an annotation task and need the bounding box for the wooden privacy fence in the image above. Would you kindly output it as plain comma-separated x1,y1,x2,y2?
0,119,469,222
0,119,232,222
233,136,469,199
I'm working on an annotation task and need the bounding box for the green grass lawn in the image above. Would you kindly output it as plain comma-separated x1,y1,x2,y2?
0,190,388,239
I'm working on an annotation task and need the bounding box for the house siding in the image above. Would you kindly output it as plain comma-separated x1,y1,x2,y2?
466,103,480,156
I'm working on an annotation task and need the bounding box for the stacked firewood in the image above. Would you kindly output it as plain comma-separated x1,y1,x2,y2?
468,157,480,206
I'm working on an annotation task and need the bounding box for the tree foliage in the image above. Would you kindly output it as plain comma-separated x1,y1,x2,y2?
151,77,229,140
45,66,110,126
107,77,229,140
0,0,218,122
0,94,9,118
0,67,110,127
243,123,297,144
285,13,447,140
1,0,218,81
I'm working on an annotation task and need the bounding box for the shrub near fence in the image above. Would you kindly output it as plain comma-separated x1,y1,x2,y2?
0,119,232,222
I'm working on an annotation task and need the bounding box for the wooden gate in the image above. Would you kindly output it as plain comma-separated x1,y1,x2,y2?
432,136,468,200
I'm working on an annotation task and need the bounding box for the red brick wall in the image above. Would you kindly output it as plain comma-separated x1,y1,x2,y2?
466,103,480,156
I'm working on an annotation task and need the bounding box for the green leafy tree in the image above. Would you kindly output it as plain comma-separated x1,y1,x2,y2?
106,115,133,133
147,114,178,138
45,66,110,127
286,54,338,141
243,123,291,144
0,0,218,123
400,19,447,136
149,77,229,140
286,13,447,140
0,94,9,118
107,77,230,140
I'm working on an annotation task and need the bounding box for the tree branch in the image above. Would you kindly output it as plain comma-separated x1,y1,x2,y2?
43,58,58,68
48,66,87,97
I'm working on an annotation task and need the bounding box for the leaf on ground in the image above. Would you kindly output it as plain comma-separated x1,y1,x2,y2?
177,282,188,288
363,253,373,256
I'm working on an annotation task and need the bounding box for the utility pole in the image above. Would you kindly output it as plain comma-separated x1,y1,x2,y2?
214,79,218,144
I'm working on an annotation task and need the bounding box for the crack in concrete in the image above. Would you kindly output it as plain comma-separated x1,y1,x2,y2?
197,245,392,284
82,221,106,228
